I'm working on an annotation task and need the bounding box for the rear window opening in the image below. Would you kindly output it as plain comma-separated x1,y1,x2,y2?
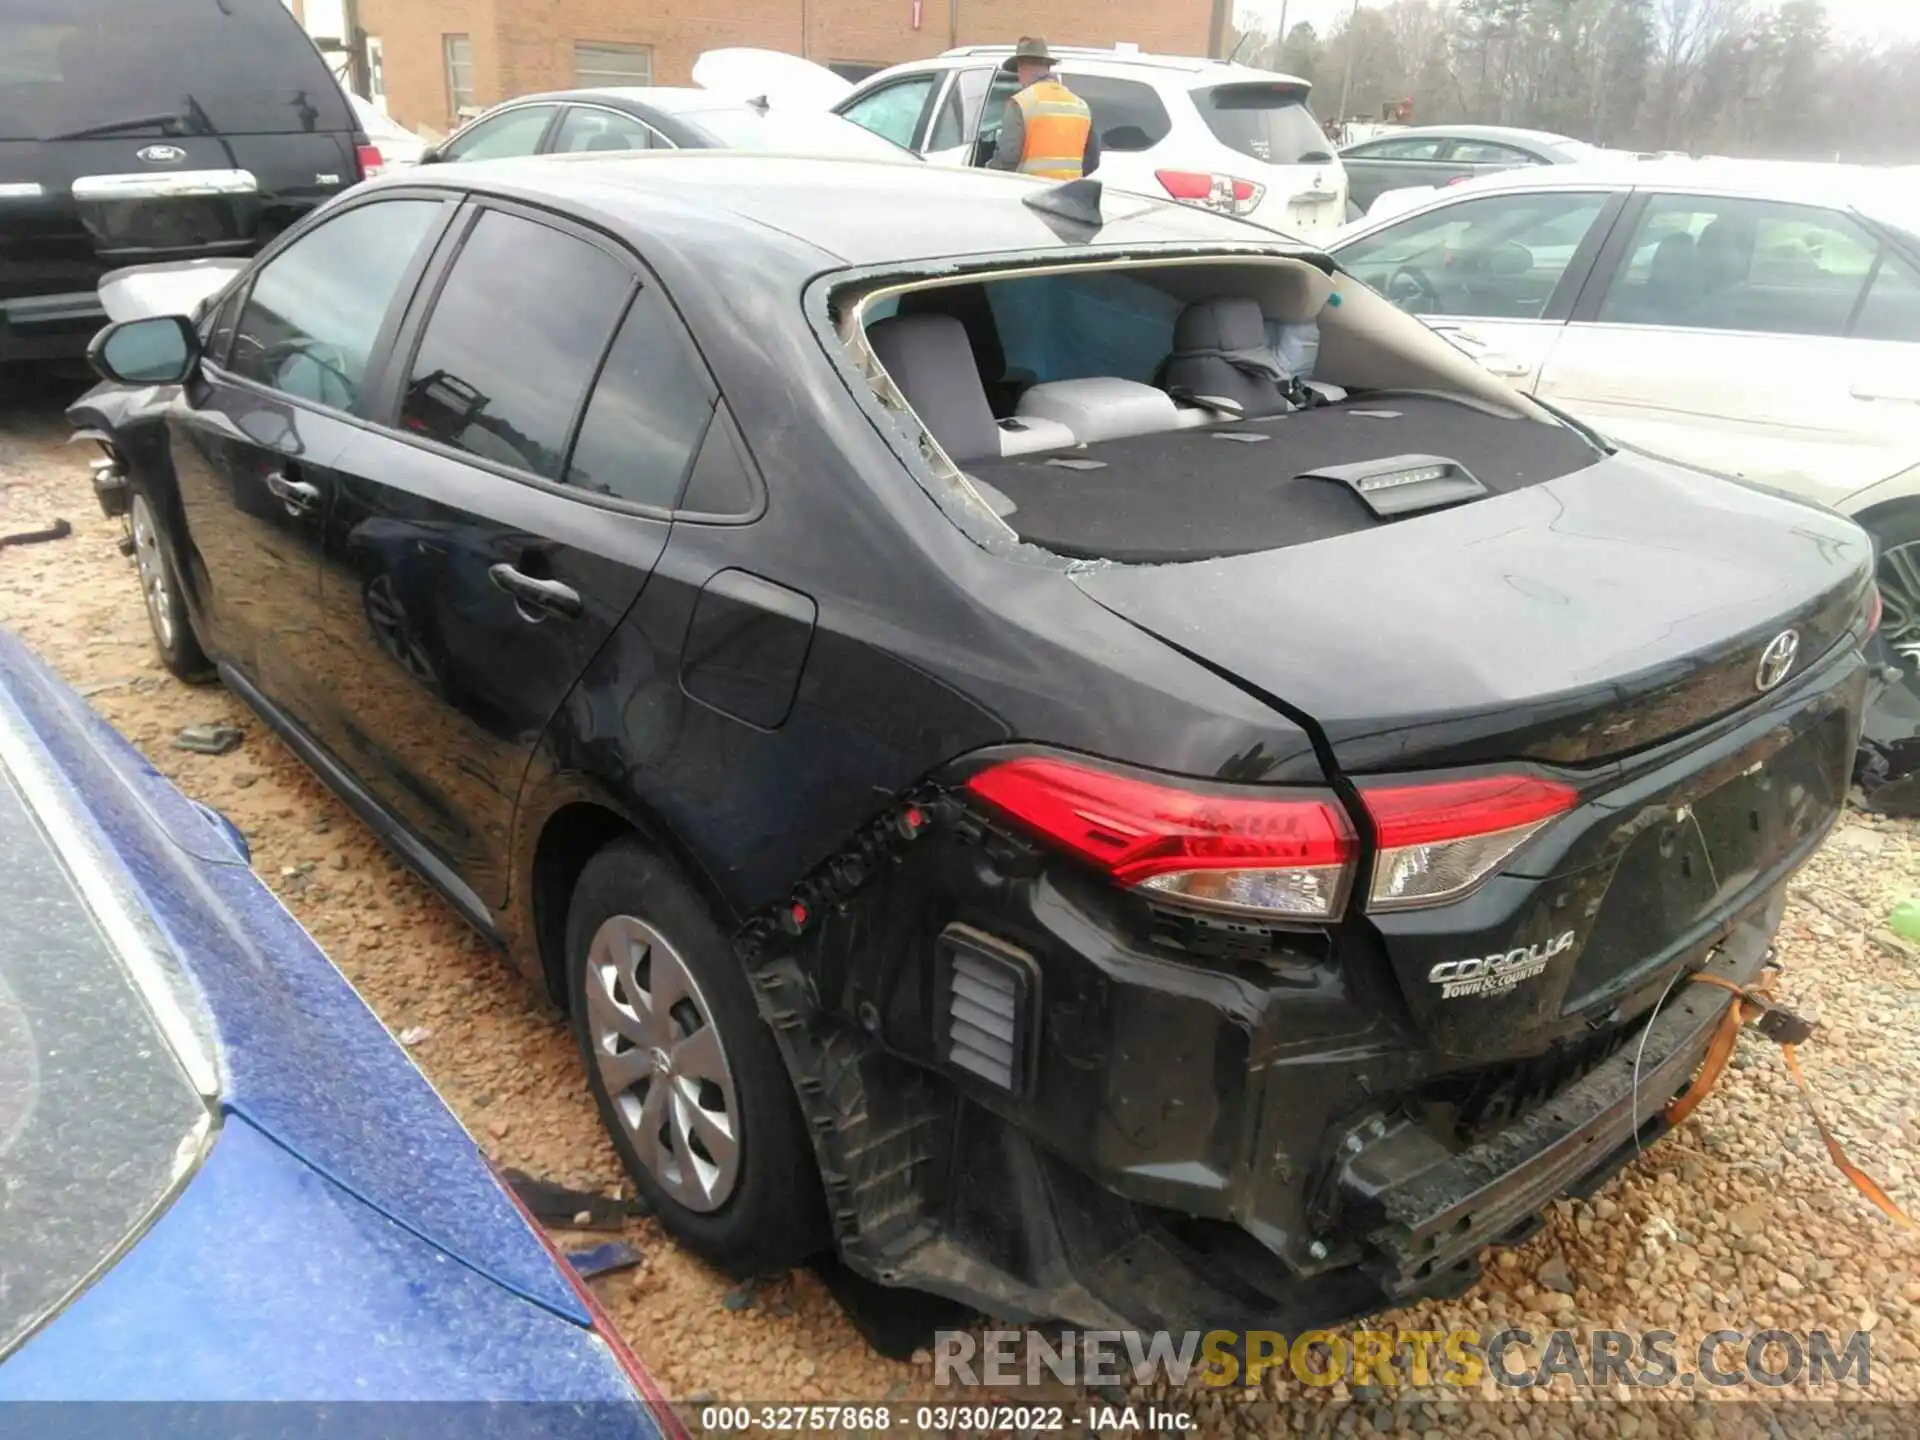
1194,84,1334,167
840,253,1601,564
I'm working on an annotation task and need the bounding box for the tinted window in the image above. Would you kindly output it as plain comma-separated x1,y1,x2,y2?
840,76,935,149
441,104,556,162
566,285,716,508
1349,136,1445,160
1854,250,1920,343
399,211,629,480
1069,75,1172,152
229,199,442,411
1340,190,1606,319
555,106,661,153
0,0,350,141
1195,84,1330,165
1598,194,1881,336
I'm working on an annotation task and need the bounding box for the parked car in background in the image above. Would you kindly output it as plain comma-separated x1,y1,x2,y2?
73,151,1872,1335
0,0,381,364
1330,158,1920,681
0,629,672,1428
1339,124,1605,219
810,44,1349,234
422,87,917,164
349,92,428,171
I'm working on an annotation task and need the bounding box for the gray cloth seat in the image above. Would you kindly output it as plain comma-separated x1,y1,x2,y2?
1160,298,1295,420
866,314,1005,465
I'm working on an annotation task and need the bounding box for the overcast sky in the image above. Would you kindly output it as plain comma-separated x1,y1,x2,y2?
1236,0,1920,45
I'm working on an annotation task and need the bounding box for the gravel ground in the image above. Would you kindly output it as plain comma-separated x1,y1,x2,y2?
3,380,1916,1435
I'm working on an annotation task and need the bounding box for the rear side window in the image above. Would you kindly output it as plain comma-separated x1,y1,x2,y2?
555,107,663,153
1349,136,1446,160
565,284,717,509
399,210,630,480
229,199,443,411
1195,84,1331,166
1447,141,1537,164
0,0,352,141
441,105,557,162
1069,75,1171,153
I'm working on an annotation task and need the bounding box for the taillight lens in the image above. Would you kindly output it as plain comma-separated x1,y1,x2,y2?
356,142,385,179
1361,775,1578,912
495,1175,686,1435
966,757,1577,920
1154,169,1265,217
967,757,1355,918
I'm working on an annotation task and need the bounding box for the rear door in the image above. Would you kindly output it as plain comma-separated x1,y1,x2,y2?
310,201,715,905
0,0,358,324
1335,187,1621,391
165,193,452,710
1536,191,1920,505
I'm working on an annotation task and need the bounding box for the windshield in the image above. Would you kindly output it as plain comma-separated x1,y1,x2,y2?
683,106,918,160
0,756,211,1359
0,0,351,142
1195,84,1332,167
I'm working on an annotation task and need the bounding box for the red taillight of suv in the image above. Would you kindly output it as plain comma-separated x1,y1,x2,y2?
966,757,1576,920
1154,169,1265,217
356,142,386,180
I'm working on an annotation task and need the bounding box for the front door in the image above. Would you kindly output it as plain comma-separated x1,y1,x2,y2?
166,193,452,709
1334,187,1619,393
1536,191,1920,506
312,203,716,905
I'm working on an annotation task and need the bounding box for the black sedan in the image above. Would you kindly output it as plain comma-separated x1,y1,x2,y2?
1340,124,1605,217
73,152,1875,1334
420,86,916,164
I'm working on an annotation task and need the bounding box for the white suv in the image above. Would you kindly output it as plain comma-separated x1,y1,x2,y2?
830,45,1349,236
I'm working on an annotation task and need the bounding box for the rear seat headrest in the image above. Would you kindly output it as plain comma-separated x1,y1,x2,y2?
1172,297,1269,355
866,313,1000,466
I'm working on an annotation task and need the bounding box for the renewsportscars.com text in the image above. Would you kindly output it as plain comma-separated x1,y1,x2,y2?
933,1328,1876,1391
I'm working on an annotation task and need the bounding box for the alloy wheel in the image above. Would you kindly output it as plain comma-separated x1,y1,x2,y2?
584,914,742,1212
1878,540,1920,670
129,494,174,652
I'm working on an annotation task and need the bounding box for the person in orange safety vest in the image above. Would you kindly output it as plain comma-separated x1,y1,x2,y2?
985,37,1100,181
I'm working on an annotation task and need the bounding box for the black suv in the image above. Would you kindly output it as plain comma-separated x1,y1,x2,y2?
71,154,1876,1334
1,0,373,364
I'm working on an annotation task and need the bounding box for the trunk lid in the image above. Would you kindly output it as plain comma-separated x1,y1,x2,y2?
1071,450,1870,772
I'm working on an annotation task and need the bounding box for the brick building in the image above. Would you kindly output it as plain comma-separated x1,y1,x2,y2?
315,0,1214,137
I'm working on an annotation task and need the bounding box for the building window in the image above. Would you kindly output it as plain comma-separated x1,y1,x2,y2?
443,34,475,123
573,41,651,88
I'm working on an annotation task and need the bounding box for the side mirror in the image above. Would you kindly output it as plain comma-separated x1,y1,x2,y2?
418,146,443,165
88,314,200,385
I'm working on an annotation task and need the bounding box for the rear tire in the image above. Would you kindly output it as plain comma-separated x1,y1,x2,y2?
129,489,214,684
565,836,828,1277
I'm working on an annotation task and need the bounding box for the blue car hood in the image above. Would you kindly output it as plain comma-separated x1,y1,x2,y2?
0,630,586,1324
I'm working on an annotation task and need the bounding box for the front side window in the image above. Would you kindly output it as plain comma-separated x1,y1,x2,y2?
565,284,716,509
1340,190,1608,319
839,75,935,149
228,198,443,411
574,41,651,87
1598,193,1885,336
440,104,556,162
398,210,630,480
554,106,661,153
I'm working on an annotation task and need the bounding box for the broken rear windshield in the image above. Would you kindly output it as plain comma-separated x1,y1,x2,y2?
0,0,350,142
0,760,209,1359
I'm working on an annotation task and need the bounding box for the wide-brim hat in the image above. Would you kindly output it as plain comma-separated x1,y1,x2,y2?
1013,36,1055,63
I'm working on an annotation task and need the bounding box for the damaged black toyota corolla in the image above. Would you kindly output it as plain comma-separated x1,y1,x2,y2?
72,152,1877,1333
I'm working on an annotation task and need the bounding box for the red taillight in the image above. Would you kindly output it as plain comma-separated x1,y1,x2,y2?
1868,586,1884,638
1361,775,1578,912
1155,168,1214,200
356,142,385,179
1154,169,1265,216
967,756,1576,919
496,1176,687,1436
968,756,1356,918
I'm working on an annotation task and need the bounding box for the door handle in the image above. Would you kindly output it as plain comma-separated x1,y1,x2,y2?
264,471,320,516
1479,355,1534,379
488,563,582,621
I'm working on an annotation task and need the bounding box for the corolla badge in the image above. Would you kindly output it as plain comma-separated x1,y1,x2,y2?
136,144,187,164
1754,629,1800,692
1428,930,1575,1000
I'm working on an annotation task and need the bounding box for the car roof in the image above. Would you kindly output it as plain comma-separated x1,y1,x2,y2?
865,48,1311,90
399,149,1316,268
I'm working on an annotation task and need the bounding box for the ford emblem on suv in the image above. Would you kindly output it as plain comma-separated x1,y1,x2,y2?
1755,629,1801,691
136,144,187,164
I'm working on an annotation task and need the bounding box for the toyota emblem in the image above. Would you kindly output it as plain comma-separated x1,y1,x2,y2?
1754,629,1800,692
136,144,187,164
